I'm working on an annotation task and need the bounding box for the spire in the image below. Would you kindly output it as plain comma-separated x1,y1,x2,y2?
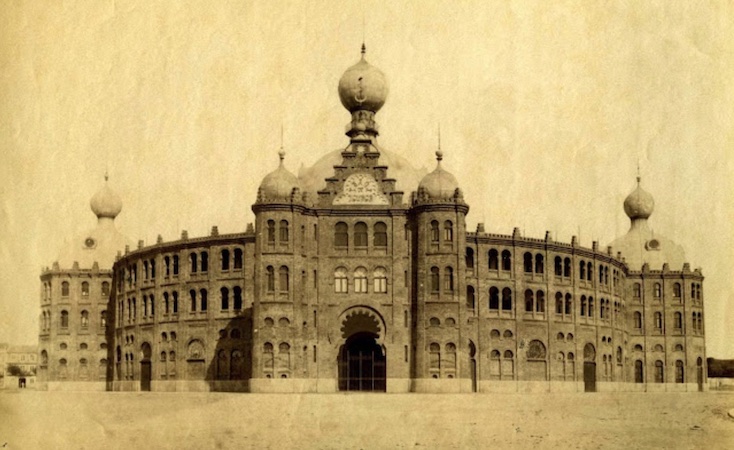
436,124,444,164
104,169,109,183
636,159,641,184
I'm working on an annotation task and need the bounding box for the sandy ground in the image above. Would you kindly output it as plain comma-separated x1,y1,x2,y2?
1,390,732,449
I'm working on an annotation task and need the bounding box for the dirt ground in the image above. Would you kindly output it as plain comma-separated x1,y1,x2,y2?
1,390,732,449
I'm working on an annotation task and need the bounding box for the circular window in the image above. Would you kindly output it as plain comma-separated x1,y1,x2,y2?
84,237,96,248
60,343,67,350
646,239,660,250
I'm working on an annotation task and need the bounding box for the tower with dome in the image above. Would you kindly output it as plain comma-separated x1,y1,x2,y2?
38,175,131,390
39,47,707,393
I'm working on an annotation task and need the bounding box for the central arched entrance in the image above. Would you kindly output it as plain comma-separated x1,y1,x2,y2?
337,306,386,392
338,332,386,391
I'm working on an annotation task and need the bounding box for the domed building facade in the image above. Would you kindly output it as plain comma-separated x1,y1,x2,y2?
38,175,131,390
40,48,707,393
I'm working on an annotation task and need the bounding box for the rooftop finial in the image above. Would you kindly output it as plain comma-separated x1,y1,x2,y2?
104,170,109,183
361,12,366,57
636,159,641,184
278,125,285,165
436,124,443,162
361,42,366,56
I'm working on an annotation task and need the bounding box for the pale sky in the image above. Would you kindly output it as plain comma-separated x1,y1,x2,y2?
1,1,732,357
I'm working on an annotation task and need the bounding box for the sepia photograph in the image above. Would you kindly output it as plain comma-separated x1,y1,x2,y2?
1,1,733,448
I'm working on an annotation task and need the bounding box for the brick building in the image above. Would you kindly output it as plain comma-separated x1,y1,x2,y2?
40,48,706,393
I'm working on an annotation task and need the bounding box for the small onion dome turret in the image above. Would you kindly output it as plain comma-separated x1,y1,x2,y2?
259,150,301,199
418,151,459,200
90,173,122,219
338,44,389,113
623,176,655,220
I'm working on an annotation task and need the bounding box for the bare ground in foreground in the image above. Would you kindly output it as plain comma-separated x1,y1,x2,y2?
1,390,733,449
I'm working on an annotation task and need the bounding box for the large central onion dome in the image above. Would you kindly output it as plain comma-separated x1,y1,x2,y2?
90,174,123,219
623,177,655,220
418,151,459,200
258,150,301,200
338,44,389,113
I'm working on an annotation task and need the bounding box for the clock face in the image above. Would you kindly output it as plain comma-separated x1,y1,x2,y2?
333,173,389,205
84,237,96,248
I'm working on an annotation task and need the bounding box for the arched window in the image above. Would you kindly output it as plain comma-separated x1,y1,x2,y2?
233,248,243,269
101,281,110,296
634,360,644,383
675,360,684,383
633,282,641,298
430,267,440,292
535,254,544,274
673,282,681,298
221,249,230,271
41,350,48,365
221,287,229,310
579,261,586,280
164,256,170,276
354,222,368,247
523,252,533,273
536,290,545,313
429,317,440,327
334,222,348,247
150,295,155,316
61,281,70,297
563,258,571,277
144,261,149,279
354,267,368,293
150,260,156,279
674,312,682,329
200,289,208,311
654,311,663,330
81,281,90,296
101,310,107,328
588,297,594,317
465,247,474,269
488,249,499,270
489,287,499,310
190,253,198,273
430,220,439,243
580,295,587,316
443,220,453,242
233,286,242,310
501,250,512,271
279,220,289,243
586,262,592,281
374,222,387,247
501,288,512,310
172,291,178,313
189,290,197,312
654,360,664,383
653,282,661,298
278,266,289,292
266,266,275,292
555,292,563,314
443,266,454,292
80,310,89,328
527,340,547,360
163,292,170,314
334,267,348,293
373,267,387,293
554,256,562,276
466,286,475,310
172,255,179,275
200,252,208,272
267,220,276,244
633,311,642,329
524,289,534,312
61,310,69,328
429,343,441,375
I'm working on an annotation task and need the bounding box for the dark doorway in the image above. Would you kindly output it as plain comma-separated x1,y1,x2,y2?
140,342,152,392
584,362,596,392
583,343,596,392
469,340,477,393
140,361,152,391
338,332,386,392
634,360,644,383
